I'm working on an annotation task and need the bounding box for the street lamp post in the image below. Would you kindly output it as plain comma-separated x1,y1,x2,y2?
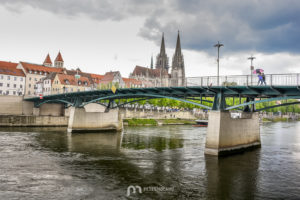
248,56,256,85
214,41,224,86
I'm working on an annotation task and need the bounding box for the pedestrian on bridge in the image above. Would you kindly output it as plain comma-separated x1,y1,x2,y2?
262,73,266,85
257,73,263,85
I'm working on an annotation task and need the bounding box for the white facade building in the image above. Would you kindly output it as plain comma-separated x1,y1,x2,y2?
0,61,25,96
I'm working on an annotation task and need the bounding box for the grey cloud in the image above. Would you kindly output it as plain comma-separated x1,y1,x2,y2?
1,0,300,54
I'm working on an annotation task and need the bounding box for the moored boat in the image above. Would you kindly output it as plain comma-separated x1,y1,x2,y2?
193,120,208,127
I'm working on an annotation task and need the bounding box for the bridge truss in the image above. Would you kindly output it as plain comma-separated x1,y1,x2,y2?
25,85,300,112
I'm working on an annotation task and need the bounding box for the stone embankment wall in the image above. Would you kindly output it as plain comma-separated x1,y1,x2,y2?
0,96,64,116
119,108,199,120
0,96,67,127
0,115,68,127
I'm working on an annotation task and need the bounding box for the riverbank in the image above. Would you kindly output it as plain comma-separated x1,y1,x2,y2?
262,117,300,122
123,118,196,126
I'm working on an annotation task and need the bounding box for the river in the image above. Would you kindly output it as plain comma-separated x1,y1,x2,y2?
0,122,300,199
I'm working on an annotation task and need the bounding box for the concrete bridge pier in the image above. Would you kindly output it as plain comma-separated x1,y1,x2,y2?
205,111,261,156
67,103,122,133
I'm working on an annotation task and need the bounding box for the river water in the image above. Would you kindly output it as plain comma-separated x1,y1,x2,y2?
0,122,300,200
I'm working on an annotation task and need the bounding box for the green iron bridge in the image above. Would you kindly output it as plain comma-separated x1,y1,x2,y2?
25,73,300,112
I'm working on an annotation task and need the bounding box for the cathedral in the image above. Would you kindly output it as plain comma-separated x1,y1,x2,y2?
130,31,186,87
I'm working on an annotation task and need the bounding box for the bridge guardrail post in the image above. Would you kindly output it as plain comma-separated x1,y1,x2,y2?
201,77,203,87
246,75,248,86
270,74,273,86
297,74,299,86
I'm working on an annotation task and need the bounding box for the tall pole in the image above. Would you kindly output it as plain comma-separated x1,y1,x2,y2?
248,56,256,85
214,41,224,86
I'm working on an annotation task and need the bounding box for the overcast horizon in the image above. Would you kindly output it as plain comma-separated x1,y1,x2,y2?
1,0,300,77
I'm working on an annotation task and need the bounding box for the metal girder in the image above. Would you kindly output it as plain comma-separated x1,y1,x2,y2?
212,92,226,110
82,93,212,109
111,97,158,108
225,86,240,94
255,101,300,112
34,99,73,108
225,96,300,110
246,86,260,94
270,86,283,95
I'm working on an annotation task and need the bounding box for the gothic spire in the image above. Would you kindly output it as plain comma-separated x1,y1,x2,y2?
160,33,166,55
175,30,182,57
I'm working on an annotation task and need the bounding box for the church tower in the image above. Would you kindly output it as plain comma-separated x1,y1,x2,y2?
54,51,64,68
43,53,52,67
171,31,185,86
155,33,169,72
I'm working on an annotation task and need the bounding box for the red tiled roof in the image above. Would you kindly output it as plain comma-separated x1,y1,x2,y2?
20,62,64,74
100,71,121,82
90,73,104,84
0,61,25,77
55,52,64,62
43,54,52,64
57,74,90,86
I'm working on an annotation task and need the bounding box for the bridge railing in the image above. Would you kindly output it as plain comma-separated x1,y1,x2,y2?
186,73,300,87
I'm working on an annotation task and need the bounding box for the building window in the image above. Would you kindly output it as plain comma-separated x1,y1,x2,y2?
35,78,37,81
6,91,9,95
34,71,37,74
20,85,23,88
0,83,2,87
13,91,16,95
0,75,3,79
7,83,10,87
29,84,31,88
44,72,47,75
28,91,31,95
20,77,23,81
14,84,16,88
14,77,17,81
39,71,42,75
29,70,32,74
29,77,32,81
7,76,10,80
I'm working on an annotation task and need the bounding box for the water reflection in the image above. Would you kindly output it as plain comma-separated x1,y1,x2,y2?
67,132,122,154
2,123,299,199
205,150,261,199
121,133,184,151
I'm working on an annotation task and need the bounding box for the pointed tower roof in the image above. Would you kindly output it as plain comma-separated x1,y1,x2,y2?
160,33,166,55
175,31,182,56
55,51,64,62
43,53,52,65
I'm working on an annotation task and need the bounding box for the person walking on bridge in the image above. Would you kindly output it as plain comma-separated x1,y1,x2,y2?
262,73,266,85
257,73,263,85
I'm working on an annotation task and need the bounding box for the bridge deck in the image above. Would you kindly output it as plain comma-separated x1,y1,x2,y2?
24,74,300,109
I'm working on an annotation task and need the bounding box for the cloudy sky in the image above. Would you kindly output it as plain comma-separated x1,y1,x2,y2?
0,0,300,77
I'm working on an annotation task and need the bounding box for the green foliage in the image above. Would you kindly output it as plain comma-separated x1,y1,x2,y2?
161,119,195,124
124,118,158,126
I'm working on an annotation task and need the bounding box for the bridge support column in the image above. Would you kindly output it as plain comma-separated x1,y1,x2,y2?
67,106,122,133
205,111,261,156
